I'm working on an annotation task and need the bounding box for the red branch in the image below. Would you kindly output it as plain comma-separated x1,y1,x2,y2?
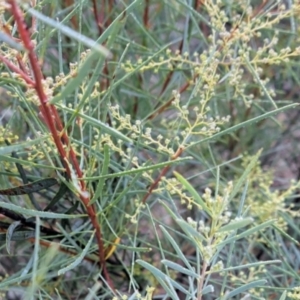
9,1,70,172
0,54,35,86
92,0,104,35
148,80,191,120
7,0,113,289
143,0,150,29
142,147,184,204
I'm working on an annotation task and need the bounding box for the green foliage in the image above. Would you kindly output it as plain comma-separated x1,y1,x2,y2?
0,0,300,299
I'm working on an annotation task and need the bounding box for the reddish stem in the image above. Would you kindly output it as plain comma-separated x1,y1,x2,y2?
64,0,78,29
143,0,150,29
0,54,35,86
17,53,30,75
49,106,84,184
148,80,191,120
7,0,113,289
9,1,70,174
92,0,104,35
142,147,184,204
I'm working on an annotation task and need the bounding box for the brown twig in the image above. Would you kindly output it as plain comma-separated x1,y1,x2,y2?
7,0,113,290
92,1,115,125
142,147,184,204
9,2,70,171
143,0,150,29
64,0,78,29
92,0,104,35
148,80,191,120
0,54,35,86
159,40,184,98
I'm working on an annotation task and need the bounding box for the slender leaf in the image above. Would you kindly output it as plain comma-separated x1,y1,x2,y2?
160,225,194,271
0,31,25,51
218,217,254,233
218,220,275,248
84,157,192,180
202,285,215,295
213,260,281,273
279,290,287,300
56,105,132,143
26,216,41,298
164,276,180,300
229,149,262,202
50,50,105,104
136,260,190,296
0,201,85,219
191,104,298,148
90,144,110,205
0,231,35,241
244,57,277,108
174,171,211,216
223,279,267,299
6,221,21,254
162,259,199,278
58,231,95,275
176,218,206,242
0,136,49,156
25,6,111,57
136,260,177,298
43,182,69,212
8,144,41,210
0,178,58,196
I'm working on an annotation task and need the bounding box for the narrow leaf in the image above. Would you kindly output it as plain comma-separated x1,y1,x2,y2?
84,157,192,180
0,136,49,155
8,144,41,210
174,171,211,216
218,217,253,233
162,259,199,278
90,144,110,204
50,50,103,104
202,285,215,295
0,231,35,241
57,105,132,143
224,279,267,299
158,200,180,220
229,149,262,201
244,57,277,108
216,260,281,273
136,260,176,298
160,226,194,271
0,178,58,196
25,6,111,57
137,260,191,295
0,201,85,219
20,254,34,281
164,276,180,300
6,221,21,254
192,104,298,148
26,216,41,298
0,31,25,51
176,218,206,242
43,182,69,211
58,231,95,275
218,219,274,248
279,290,287,300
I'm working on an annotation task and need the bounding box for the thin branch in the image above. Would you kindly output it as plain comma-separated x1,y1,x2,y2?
0,54,35,86
143,0,150,29
92,0,104,35
9,0,71,175
7,0,113,290
142,147,184,204
197,261,208,300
